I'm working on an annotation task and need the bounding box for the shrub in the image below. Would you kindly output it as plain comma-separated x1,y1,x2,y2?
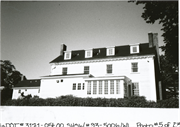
1,95,179,108
156,98,179,108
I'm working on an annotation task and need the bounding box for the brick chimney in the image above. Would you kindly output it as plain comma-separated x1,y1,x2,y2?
60,44,67,56
148,32,158,48
148,32,160,68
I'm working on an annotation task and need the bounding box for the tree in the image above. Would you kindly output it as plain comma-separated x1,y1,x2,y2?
160,55,178,99
130,1,178,67
1,60,25,103
1,60,23,88
129,1,178,99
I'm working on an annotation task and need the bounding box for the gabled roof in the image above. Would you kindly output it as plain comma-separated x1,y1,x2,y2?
14,79,40,88
50,43,156,63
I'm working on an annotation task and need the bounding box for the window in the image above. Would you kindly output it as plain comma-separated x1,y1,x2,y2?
25,89,27,91
124,83,127,97
106,47,115,56
18,90,21,93
72,83,76,90
66,53,70,59
130,44,139,54
64,51,71,60
78,83,81,90
87,51,91,57
62,67,67,75
110,80,114,94
133,82,139,96
131,63,138,72
133,47,137,52
87,81,91,94
84,66,89,74
38,89,40,93
99,81,102,94
93,81,97,94
104,80,108,94
116,80,120,94
85,50,92,58
107,64,112,74
82,83,85,90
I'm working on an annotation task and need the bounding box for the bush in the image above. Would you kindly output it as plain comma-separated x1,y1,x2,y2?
1,95,179,108
156,98,179,108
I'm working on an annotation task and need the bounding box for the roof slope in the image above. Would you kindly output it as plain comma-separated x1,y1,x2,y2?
14,79,40,88
50,43,155,63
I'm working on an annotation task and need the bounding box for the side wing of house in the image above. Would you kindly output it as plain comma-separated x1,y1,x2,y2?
12,79,40,99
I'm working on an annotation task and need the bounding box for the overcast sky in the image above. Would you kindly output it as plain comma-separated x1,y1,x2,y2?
1,1,164,79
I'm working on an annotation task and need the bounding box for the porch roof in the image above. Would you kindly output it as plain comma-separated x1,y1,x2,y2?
41,73,92,79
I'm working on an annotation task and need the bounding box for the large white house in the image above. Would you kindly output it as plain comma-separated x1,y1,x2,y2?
12,33,162,101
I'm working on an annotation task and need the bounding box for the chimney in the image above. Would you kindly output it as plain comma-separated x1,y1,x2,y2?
148,32,160,69
148,32,158,48
60,44,67,56
148,32,154,48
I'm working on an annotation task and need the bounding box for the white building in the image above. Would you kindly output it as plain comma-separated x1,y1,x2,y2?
13,33,162,101
12,79,40,99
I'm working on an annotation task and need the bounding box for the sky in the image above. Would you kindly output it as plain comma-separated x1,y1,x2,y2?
1,1,164,79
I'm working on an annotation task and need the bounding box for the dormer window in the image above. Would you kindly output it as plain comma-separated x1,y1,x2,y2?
130,44,139,54
64,51,71,60
85,49,92,58
106,47,115,56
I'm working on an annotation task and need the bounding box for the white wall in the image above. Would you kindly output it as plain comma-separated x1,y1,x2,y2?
12,88,40,99
49,56,157,101
40,77,86,98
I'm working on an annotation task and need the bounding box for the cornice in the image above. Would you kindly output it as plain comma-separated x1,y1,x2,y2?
51,55,154,65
